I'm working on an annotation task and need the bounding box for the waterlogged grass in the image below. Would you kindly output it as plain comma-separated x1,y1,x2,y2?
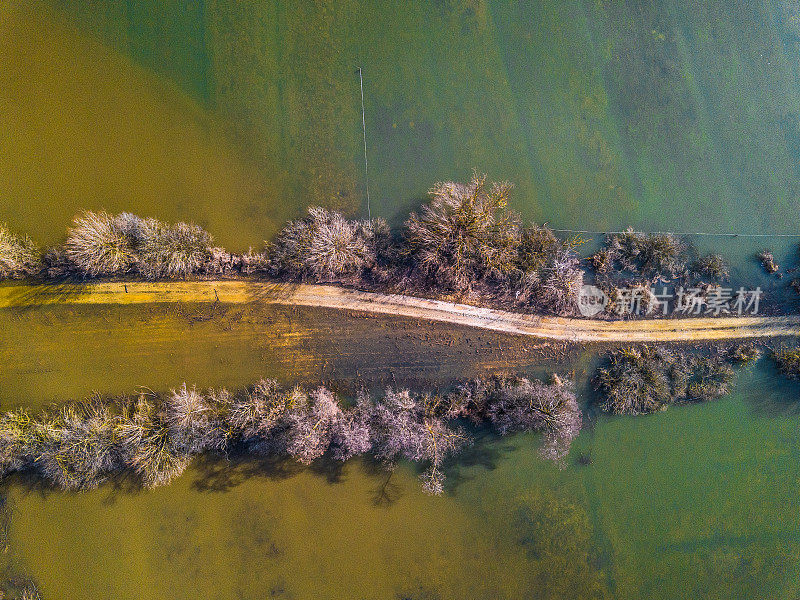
3,451,607,600
586,365,800,599
3,362,800,598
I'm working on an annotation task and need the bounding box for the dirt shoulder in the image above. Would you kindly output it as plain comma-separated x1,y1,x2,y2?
0,281,797,342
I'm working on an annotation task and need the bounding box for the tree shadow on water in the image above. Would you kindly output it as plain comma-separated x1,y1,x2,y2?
308,455,345,484
191,451,304,493
743,360,800,419
361,457,403,508
441,430,516,494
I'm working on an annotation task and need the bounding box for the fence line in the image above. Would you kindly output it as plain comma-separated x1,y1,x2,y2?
551,229,800,238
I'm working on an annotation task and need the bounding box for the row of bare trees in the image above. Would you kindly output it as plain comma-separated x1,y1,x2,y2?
0,375,579,495
1,171,745,315
0,172,587,314
267,172,585,313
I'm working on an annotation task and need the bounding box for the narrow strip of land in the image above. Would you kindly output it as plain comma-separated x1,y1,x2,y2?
0,281,797,342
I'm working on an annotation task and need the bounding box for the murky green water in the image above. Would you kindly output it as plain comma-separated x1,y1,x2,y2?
3,0,800,598
2,304,800,599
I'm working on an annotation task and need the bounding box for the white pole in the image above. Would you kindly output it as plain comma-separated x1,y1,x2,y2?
358,66,371,220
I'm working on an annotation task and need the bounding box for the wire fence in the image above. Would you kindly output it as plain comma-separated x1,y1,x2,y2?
551,229,800,238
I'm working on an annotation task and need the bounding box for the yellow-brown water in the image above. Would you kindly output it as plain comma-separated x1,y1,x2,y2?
2,303,800,599
0,0,285,250
3,0,800,598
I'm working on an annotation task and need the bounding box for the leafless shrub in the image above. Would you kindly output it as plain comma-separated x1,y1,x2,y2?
268,207,385,281
757,249,779,274
594,346,682,414
0,410,35,475
369,389,468,495
516,224,560,273
164,384,228,455
20,585,42,600
405,172,521,292
773,346,800,379
283,387,344,465
0,372,582,496
453,374,581,463
726,343,761,365
136,219,213,279
534,248,584,315
62,211,213,279
64,211,137,276
117,395,190,488
0,223,40,279
34,399,120,490
329,391,373,461
227,379,294,442
595,346,735,414
594,228,686,282
691,253,729,281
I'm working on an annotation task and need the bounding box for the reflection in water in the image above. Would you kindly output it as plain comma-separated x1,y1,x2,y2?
1,336,800,598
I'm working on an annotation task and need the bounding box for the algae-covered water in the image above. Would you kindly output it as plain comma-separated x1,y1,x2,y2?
3,0,800,598
3,0,800,265
2,304,800,599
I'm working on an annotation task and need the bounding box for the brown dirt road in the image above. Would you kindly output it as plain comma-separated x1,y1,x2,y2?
1,281,797,342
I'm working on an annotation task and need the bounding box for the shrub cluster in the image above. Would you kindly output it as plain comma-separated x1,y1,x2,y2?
0,223,40,279
691,253,729,282
404,174,520,291
588,228,688,287
0,375,579,496
1,173,753,318
266,207,393,282
261,174,584,313
772,346,800,379
401,173,584,312
58,211,215,279
594,345,735,415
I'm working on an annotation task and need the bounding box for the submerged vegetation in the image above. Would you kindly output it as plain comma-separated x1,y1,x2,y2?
0,374,578,496
595,228,686,282
594,345,736,415
772,346,800,380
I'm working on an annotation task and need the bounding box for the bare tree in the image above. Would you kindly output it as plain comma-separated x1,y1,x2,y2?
405,172,521,292
369,389,468,495
268,207,388,281
0,223,40,279
283,387,344,465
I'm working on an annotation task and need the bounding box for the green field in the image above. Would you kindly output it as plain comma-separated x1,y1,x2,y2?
3,1,800,598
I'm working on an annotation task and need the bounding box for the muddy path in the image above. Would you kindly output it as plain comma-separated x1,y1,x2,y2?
1,281,798,342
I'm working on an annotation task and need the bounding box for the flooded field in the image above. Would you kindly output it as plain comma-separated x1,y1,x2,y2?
2,1,800,265
3,0,800,598
1,304,800,599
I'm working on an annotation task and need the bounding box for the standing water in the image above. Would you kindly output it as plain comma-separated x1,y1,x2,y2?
2,0,800,598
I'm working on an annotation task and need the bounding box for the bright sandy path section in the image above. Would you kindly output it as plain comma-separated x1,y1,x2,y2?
0,281,798,342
